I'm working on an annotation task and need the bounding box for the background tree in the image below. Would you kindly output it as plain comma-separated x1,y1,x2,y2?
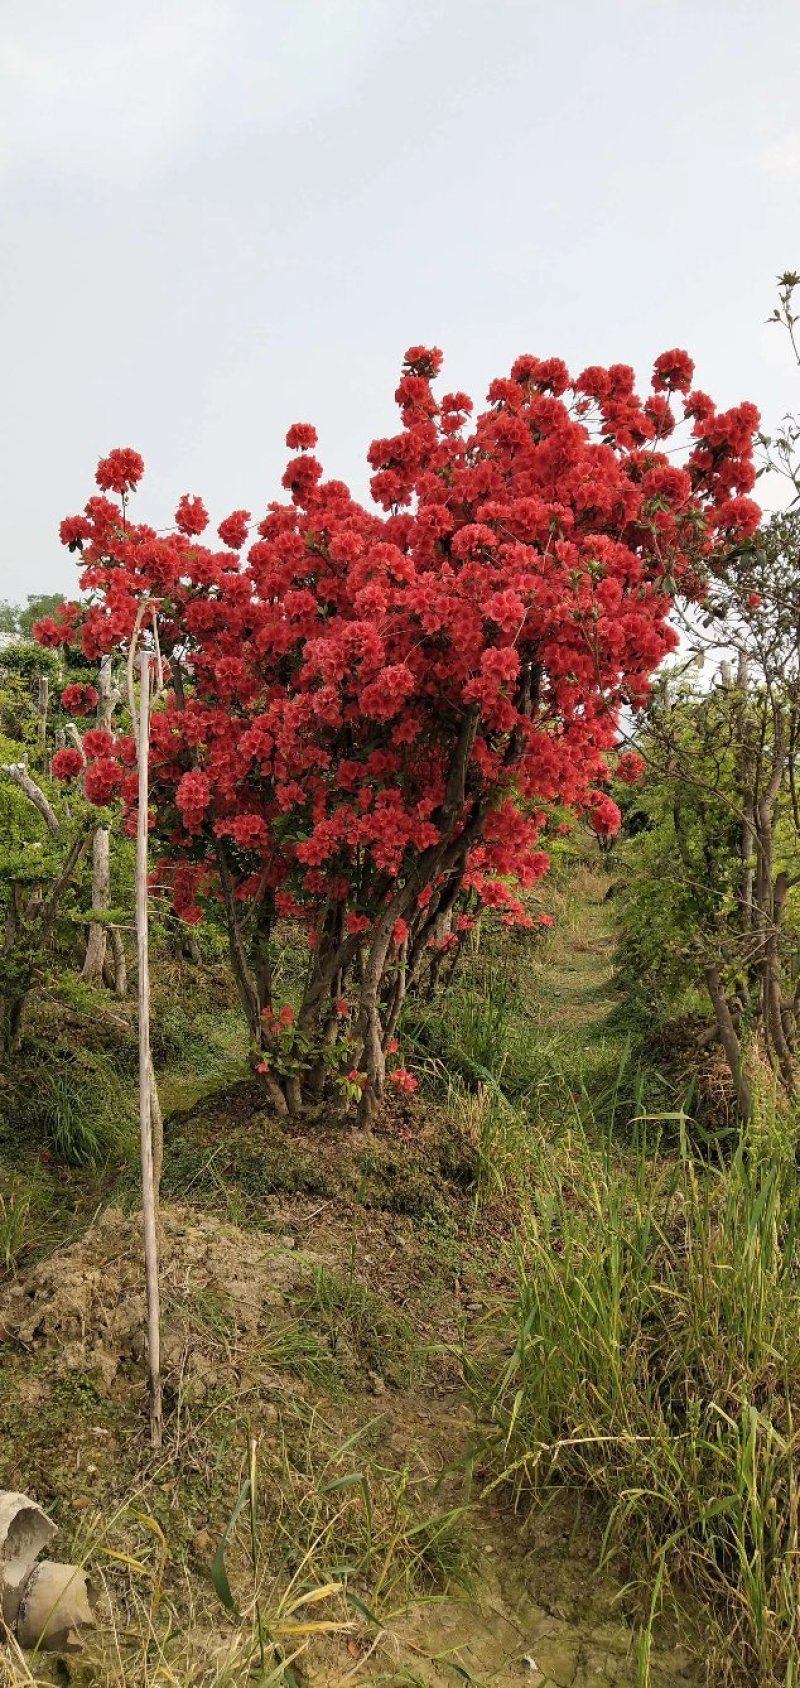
617,509,800,1117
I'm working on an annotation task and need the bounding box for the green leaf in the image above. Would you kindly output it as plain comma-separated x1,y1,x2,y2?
343,1589,383,1628
210,1475,252,1615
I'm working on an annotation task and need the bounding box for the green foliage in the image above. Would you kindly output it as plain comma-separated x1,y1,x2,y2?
614,684,745,1023
0,640,61,684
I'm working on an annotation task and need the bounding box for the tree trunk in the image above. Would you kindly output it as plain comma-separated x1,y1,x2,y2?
149,1061,164,1193
736,652,756,932
764,871,795,1092
109,926,128,996
704,965,752,1123
81,826,110,983
82,658,117,984
216,845,289,1117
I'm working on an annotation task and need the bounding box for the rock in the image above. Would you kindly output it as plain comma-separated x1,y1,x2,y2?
367,1370,386,1396
279,1235,295,1249
16,1561,95,1652
0,1491,56,1626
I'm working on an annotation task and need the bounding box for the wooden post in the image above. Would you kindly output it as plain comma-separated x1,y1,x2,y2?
82,658,114,984
136,650,162,1448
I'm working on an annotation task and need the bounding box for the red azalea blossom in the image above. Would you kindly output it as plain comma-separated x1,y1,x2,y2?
218,509,251,550
616,750,646,785
651,350,695,394
51,747,84,780
175,493,209,535
538,913,555,928
84,757,123,804
285,423,318,450
59,515,93,548
588,791,622,837
82,728,115,759
95,447,144,496
389,1068,419,1092
61,682,98,716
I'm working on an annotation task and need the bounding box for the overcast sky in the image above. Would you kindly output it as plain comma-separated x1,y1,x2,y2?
1,0,799,605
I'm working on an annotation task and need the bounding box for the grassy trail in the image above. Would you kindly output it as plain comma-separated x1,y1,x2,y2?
535,868,617,1035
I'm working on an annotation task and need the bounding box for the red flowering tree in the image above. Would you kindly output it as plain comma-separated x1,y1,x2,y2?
37,347,759,1120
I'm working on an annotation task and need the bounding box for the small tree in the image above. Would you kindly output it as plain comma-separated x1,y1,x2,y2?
37,346,758,1121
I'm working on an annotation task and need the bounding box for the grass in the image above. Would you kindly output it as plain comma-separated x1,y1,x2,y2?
300,1261,422,1389
0,1178,34,1270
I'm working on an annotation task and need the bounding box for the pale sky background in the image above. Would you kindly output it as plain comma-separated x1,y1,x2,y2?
1,0,799,605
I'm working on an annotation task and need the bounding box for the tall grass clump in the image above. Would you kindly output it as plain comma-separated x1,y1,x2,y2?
470,1113,800,1685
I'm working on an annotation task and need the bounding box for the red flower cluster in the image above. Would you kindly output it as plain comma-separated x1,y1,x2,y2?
84,756,122,805
61,682,98,716
589,791,622,837
389,1068,419,1092
95,448,144,496
175,494,208,536
218,510,251,550
616,750,646,785
39,340,760,1107
82,728,115,758
52,747,84,780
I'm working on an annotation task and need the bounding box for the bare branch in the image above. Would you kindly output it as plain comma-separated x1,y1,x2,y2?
1,761,60,837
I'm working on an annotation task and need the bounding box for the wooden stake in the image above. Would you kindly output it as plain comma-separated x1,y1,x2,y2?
136,650,162,1448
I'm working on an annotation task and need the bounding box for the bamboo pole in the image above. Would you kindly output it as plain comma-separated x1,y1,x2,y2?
136,649,162,1448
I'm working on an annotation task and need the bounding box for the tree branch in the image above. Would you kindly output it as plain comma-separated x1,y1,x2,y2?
1,761,60,837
